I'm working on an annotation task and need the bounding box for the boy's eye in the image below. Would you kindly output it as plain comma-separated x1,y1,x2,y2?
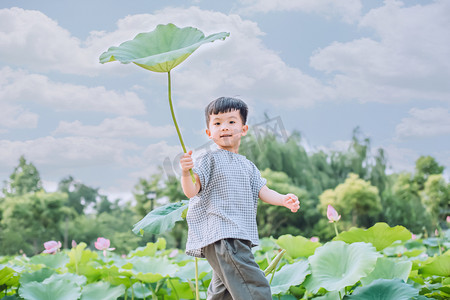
214,122,220,126
230,121,235,124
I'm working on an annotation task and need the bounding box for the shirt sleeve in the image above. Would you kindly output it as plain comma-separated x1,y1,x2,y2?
251,162,267,198
192,152,212,194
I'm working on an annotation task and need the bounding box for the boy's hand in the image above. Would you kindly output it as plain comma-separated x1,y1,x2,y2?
180,150,194,174
282,194,300,212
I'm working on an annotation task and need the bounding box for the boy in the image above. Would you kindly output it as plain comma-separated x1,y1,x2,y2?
180,97,300,300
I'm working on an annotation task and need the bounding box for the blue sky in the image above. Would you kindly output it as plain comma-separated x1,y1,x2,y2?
0,0,448,201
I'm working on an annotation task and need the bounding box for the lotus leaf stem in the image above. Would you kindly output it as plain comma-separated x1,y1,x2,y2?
167,71,196,184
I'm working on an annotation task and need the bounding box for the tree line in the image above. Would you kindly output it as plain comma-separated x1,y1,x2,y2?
0,128,448,256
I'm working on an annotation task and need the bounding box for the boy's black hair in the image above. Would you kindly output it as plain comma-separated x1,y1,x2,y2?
205,97,248,127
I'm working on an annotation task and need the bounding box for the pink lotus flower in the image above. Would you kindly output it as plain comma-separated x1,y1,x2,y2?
447,216,450,223
95,237,115,257
327,205,341,223
310,237,319,243
169,249,178,258
43,241,61,254
72,240,77,248
411,234,417,240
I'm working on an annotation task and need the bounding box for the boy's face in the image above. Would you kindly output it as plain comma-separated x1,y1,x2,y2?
206,109,248,153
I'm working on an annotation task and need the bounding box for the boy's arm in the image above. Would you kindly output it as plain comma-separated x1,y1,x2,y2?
258,185,300,212
180,151,201,198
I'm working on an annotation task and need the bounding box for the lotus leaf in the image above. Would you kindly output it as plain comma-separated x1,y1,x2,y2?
334,222,411,251
133,200,189,235
124,256,179,283
420,254,450,277
305,241,380,293
100,23,229,72
276,234,321,258
344,279,419,299
0,265,20,287
175,259,211,281
80,282,125,300
268,260,310,295
19,268,55,285
19,280,81,300
29,252,69,269
360,257,412,285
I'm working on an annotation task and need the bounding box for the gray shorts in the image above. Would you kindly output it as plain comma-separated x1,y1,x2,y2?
203,238,272,300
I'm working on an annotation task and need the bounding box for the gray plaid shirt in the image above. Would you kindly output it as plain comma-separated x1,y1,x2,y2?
185,148,267,258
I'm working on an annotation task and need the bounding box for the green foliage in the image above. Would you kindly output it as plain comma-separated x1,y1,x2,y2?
58,176,100,215
305,241,381,293
99,23,229,72
319,173,382,227
0,191,70,255
133,200,189,235
344,279,419,300
1,225,449,299
333,222,411,251
276,234,321,258
2,156,42,196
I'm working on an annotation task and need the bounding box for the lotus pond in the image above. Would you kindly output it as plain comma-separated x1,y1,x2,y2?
1,222,449,300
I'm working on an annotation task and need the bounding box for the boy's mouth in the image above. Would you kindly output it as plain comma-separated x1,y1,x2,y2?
220,134,233,138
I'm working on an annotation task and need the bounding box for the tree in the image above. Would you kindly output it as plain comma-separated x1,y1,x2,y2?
58,176,100,215
414,156,445,189
258,169,312,238
3,156,42,196
0,191,70,255
420,174,450,228
319,173,382,227
382,173,432,233
133,173,163,218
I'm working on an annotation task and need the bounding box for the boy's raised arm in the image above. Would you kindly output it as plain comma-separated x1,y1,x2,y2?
258,185,300,212
180,150,201,198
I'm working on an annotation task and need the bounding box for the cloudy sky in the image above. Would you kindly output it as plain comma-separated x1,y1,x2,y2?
1,0,449,201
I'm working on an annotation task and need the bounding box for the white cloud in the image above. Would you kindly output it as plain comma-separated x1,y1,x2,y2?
395,107,450,139
0,136,139,169
0,7,101,75
0,102,38,130
0,67,146,115
382,144,418,173
310,0,450,103
237,0,362,23
53,117,175,138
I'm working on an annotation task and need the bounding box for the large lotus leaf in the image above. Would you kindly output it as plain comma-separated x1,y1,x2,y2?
80,282,125,300
126,282,153,299
133,200,189,235
100,23,229,72
19,280,81,300
314,291,340,300
29,252,69,269
175,259,211,281
344,279,419,299
43,273,87,286
99,265,135,288
123,256,179,283
67,242,102,281
419,255,450,277
276,234,321,258
360,257,412,286
305,241,380,293
0,265,20,287
19,268,55,285
268,260,310,295
334,222,411,251
166,278,198,299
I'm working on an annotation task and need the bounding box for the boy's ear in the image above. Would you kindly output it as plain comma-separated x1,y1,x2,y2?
241,124,249,136
205,128,212,138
